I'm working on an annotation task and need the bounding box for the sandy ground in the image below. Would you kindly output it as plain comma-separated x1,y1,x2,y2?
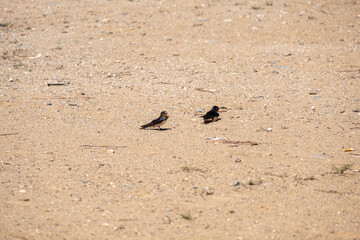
1,0,360,239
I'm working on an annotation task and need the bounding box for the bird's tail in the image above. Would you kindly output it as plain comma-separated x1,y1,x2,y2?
141,122,152,129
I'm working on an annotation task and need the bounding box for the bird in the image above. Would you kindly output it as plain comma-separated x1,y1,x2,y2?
202,106,220,124
141,111,169,130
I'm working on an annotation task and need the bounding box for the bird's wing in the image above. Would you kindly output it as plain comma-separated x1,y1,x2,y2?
151,116,164,125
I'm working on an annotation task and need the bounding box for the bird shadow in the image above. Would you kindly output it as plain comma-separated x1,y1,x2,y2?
203,118,221,124
140,128,172,131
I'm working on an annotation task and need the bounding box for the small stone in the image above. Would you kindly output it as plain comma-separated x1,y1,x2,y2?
235,158,242,163
82,179,89,184
108,149,115,153
205,186,214,195
352,109,360,113
19,189,26,193
232,181,240,186
68,102,77,106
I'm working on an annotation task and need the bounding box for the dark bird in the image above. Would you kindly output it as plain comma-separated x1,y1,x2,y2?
202,106,220,124
141,111,169,130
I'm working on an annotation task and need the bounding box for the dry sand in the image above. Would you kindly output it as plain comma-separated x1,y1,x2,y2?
1,0,360,239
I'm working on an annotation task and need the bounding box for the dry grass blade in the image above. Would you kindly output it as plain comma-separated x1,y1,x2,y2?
221,140,258,146
0,133,19,136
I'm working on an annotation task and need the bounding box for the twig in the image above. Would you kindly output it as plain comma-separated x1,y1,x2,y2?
315,189,339,194
200,191,206,200
197,174,207,179
158,82,173,85
164,215,171,224
221,140,258,146
219,107,229,112
264,172,288,178
195,88,216,94
190,167,207,174
47,82,70,86
81,145,126,149
0,133,18,136
313,189,356,195
336,69,360,72
33,96,91,100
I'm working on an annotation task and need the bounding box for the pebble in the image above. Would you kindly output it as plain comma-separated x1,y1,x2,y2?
108,149,115,153
352,109,360,113
82,179,89,184
232,181,240,186
205,186,214,195
308,90,318,95
253,95,264,99
19,189,26,193
235,158,242,163
205,137,224,141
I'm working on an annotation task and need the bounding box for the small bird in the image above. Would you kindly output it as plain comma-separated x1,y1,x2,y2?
141,111,169,130
202,106,220,124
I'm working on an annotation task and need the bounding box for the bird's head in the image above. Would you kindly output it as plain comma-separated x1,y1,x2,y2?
212,106,220,112
160,111,168,116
